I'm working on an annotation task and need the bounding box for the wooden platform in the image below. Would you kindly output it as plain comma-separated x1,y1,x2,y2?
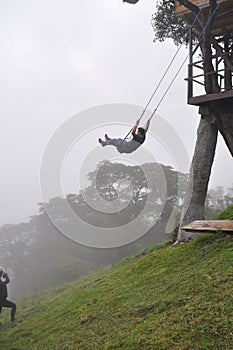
175,0,233,36
182,220,233,233
188,90,233,105
175,0,230,16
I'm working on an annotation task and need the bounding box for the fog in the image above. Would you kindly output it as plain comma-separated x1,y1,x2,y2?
0,0,232,228
1,161,189,299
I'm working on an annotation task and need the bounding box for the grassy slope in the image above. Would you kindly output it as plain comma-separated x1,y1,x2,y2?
1,234,233,350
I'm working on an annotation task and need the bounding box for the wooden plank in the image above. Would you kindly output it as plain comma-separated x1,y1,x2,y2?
176,0,208,16
188,90,233,105
175,0,228,17
182,220,233,232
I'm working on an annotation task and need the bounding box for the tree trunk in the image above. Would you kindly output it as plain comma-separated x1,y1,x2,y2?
211,100,233,156
178,106,218,242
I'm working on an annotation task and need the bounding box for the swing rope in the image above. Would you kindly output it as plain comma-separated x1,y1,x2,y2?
124,0,223,140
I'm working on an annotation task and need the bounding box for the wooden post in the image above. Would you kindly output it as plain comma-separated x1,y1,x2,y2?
188,26,193,101
224,37,232,91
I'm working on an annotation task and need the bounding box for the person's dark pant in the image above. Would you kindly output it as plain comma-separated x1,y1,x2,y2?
0,299,16,322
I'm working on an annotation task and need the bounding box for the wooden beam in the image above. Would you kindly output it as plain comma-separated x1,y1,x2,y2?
182,220,233,232
188,89,233,105
211,37,233,72
175,0,229,16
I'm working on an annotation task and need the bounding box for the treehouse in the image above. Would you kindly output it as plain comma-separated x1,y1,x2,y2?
175,0,233,106
176,0,233,35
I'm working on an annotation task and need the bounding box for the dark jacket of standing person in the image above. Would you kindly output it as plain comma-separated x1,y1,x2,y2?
0,268,17,323
0,270,9,301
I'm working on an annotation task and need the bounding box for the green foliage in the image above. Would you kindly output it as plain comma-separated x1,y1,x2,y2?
151,0,188,45
217,204,233,220
1,235,233,349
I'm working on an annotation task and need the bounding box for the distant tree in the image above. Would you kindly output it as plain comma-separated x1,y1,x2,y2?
224,186,233,207
0,223,32,275
205,185,233,219
84,161,188,241
207,186,224,210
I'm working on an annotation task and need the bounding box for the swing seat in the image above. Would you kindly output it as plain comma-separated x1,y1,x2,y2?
123,0,139,4
182,220,233,233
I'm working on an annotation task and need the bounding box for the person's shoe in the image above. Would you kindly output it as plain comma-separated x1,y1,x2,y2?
11,319,17,325
105,134,110,141
98,138,104,146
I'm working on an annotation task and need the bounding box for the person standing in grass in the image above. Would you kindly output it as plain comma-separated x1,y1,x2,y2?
0,267,17,325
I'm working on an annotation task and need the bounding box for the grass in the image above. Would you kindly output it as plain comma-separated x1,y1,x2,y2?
217,204,233,220
1,233,233,349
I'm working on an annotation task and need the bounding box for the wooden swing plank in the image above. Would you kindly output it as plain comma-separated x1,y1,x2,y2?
182,220,233,232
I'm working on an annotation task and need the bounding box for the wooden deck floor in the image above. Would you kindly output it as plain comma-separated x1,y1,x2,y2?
188,90,233,106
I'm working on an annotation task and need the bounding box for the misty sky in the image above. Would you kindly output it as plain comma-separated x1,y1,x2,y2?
0,0,232,225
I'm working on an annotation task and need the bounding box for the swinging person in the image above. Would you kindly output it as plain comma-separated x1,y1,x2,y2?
98,119,150,154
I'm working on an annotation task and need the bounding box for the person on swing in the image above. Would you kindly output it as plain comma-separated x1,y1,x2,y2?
98,119,150,154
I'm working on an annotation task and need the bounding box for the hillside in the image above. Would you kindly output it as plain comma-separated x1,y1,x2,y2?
0,234,233,350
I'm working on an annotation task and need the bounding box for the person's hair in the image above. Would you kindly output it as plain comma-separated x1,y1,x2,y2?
138,127,145,136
